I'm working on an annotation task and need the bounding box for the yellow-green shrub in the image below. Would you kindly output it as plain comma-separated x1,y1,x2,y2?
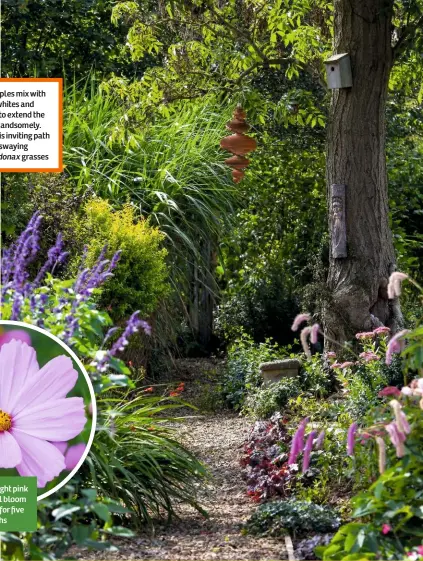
82,199,169,320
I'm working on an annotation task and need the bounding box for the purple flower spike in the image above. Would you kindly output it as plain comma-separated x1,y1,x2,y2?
302,431,317,473
315,430,325,449
288,417,309,465
347,422,358,456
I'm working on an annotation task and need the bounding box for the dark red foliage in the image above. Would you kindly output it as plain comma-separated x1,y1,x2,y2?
240,414,299,503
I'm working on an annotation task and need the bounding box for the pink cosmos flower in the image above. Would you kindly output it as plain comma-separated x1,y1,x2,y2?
0,329,31,347
0,340,86,487
291,313,311,332
387,272,408,299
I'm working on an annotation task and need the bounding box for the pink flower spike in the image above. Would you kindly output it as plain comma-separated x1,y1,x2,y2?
315,430,325,449
340,361,354,369
0,340,86,488
291,313,311,332
385,422,406,457
386,330,410,365
347,422,358,456
375,437,386,474
288,418,309,465
387,272,408,299
310,324,320,345
302,431,317,473
382,523,391,535
300,326,312,358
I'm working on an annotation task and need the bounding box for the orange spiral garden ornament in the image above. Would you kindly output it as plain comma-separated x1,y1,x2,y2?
220,106,257,183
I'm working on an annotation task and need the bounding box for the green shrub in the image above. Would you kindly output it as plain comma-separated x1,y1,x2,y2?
221,332,287,409
246,499,341,538
80,199,170,320
242,378,301,418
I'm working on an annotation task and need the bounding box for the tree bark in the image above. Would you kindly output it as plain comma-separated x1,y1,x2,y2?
325,0,402,346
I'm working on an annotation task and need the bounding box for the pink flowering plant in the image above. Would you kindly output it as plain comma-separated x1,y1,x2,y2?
0,336,89,490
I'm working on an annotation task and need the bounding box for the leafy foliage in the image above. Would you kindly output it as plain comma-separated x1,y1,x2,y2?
246,498,341,538
79,199,170,320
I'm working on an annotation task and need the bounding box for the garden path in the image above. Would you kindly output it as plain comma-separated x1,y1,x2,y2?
73,359,287,560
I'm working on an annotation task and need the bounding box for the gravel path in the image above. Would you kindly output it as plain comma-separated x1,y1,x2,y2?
73,412,287,560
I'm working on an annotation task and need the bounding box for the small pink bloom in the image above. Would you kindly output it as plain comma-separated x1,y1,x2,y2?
378,386,401,397
340,361,354,368
326,351,336,359
330,361,342,370
359,351,380,362
355,332,376,340
373,326,391,335
291,313,311,332
382,523,391,535
417,546,423,556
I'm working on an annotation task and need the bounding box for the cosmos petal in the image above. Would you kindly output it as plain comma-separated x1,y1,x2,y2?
11,355,78,415
0,340,39,412
13,397,86,441
12,430,66,488
0,431,22,468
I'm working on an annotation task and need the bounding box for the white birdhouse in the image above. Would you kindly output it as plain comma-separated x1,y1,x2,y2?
324,53,352,89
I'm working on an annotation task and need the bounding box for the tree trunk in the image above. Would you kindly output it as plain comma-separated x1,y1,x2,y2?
325,0,403,345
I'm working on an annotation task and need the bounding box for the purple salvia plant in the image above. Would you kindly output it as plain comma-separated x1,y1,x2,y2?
96,311,151,372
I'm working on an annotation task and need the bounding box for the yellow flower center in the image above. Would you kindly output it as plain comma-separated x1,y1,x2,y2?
0,410,12,432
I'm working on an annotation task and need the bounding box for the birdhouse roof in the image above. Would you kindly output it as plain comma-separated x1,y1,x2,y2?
324,53,349,63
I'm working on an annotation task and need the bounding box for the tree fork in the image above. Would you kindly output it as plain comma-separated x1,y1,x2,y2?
325,0,403,346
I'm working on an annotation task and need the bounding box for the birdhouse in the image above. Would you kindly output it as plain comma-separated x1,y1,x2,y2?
324,53,352,89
